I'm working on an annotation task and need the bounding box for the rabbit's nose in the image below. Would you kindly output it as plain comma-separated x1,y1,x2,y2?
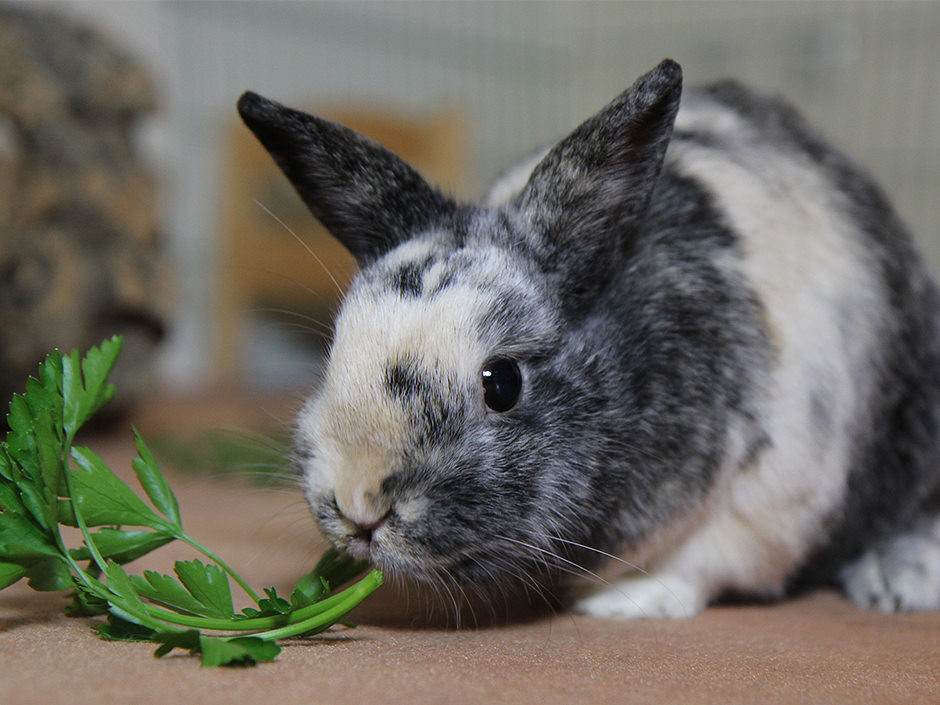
335,472,391,516
349,511,391,543
336,486,391,533
338,503,392,560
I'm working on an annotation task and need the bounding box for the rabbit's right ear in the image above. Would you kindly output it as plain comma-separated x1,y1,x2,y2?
516,59,682,311
238,92,457,267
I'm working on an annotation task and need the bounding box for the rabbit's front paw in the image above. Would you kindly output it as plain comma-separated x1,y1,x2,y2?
573,575,706,620
841,534,940,612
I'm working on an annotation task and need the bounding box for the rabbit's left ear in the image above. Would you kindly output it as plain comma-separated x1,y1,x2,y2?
517,59,682,309
238,92,457,267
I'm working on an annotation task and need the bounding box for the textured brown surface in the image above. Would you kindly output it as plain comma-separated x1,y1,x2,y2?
2,401,939,705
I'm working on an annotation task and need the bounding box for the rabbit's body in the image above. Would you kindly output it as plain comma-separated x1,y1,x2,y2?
489,81,940,617
239,60,940,619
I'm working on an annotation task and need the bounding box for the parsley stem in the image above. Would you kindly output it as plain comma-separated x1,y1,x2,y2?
251,569,383,642
61,446,108,574
137,569,382,632
140,606,264,631
60,552,184,634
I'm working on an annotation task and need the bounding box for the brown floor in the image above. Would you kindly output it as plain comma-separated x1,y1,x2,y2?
2,392,939,704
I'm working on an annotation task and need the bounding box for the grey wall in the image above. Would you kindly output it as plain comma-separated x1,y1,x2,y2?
42,0,940,388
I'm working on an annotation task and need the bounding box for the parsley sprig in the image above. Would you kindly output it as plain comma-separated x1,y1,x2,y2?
0,336,382,666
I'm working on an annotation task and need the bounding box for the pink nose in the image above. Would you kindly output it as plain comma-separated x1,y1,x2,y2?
334,484,390,529
349,512,390,542
342,510,391,560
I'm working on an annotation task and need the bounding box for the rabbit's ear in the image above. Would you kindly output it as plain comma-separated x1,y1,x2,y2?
517,60,682,308
238,92,457,267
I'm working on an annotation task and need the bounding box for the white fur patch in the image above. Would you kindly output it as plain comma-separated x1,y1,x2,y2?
676,102,882,587
297,239,518,527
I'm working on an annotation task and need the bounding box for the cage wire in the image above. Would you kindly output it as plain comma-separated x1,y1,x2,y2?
143,0,939,385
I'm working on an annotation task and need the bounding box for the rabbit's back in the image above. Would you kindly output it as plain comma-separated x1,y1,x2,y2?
653,82,940,595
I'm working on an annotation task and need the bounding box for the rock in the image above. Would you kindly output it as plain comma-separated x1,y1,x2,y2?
0,4,171,417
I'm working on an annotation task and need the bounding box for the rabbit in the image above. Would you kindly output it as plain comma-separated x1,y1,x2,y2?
236,59,940,619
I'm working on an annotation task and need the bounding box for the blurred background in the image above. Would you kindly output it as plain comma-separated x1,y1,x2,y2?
1,0,938,409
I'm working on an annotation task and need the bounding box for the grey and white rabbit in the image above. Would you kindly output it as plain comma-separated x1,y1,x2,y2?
237,59,940,619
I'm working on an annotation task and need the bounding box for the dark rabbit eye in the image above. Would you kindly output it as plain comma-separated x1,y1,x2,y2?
481,358,522,412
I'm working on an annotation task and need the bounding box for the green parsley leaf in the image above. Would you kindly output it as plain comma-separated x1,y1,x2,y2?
61,337,120,441
0,511,60,559
153,630,282,667
66,582,110,617
0,472,26,515
174,559,234,619
69,529,176,565
198,636,280,667
291,546,372,606
24,558,73,592
67,447,170,530
93,614,158,642
152,629,201,657
131,430,182,528
258,587,290,612
0,336,383,668
0,560,28,590
129,570,218,618
102,561,153,625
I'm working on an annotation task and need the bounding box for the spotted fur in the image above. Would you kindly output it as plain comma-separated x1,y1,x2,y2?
238,60,940,618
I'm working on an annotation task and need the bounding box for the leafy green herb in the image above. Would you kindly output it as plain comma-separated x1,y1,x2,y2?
0,336,381,666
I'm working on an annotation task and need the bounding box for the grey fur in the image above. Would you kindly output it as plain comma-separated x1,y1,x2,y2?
240,59,940,616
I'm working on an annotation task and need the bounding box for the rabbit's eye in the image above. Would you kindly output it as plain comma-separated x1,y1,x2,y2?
481,358,522,412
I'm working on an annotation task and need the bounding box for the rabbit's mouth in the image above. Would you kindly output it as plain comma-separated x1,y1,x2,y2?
311,489,557,588
332,505,393,562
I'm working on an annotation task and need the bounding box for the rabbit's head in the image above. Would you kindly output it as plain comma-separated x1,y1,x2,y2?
238,60,690,587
